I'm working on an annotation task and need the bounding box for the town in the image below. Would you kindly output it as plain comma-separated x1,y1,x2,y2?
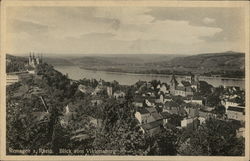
6,53,245,156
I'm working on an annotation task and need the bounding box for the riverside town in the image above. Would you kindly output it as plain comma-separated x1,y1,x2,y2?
6,52,245,156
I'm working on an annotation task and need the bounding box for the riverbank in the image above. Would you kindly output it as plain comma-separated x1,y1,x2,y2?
79,66,245,80
54,65,245,89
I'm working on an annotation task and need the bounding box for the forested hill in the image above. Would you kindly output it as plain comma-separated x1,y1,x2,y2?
163,51,245,71
6,54,28,73
6,51,245,78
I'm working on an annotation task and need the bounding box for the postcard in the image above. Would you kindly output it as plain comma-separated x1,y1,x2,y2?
0,0,249,161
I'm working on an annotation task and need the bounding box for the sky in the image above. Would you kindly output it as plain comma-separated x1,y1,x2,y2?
6,6,245,55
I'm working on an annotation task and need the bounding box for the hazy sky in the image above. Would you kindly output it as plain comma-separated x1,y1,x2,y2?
6,7,245,55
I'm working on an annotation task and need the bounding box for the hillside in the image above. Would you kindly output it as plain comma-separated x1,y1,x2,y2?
7,51,245,78
165,51,245,71
6,54,28,73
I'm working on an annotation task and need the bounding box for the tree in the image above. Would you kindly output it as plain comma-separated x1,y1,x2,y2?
177,118,245,156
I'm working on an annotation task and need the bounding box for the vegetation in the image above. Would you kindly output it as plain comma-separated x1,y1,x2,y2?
177,118,245,156
6,54,28,73
6,54,245,156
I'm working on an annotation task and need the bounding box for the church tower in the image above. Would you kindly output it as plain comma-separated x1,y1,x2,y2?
170,74,178,90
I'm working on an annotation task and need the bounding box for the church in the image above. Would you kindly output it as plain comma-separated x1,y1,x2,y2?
28,53,42,68
169,73,199,97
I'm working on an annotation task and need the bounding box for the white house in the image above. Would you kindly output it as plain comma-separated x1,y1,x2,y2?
184,99,203,105
181,118,194,128
113,91,126,99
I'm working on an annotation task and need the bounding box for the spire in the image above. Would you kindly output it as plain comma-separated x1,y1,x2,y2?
170,73,178,87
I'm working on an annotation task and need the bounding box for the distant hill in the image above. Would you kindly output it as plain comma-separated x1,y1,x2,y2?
158,51,245,72
7,51,245,78
43,57,74,66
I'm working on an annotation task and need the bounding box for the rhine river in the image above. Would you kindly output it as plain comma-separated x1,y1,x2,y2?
54,65,245,89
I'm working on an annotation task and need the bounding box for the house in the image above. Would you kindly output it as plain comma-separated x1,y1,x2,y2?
184,99,203,105
135,108,151,124
181,117,200,129
181,118,194,127
221,100,240,112
133,97,144,107
227,106,245,121
135,107,163,135
78,84,93,94
164,101,187,116
198,110,216,120
140,120,162,135
113,91,125,99
135,107,162,124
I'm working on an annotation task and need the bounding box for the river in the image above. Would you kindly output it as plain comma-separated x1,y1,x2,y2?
54,65,245,89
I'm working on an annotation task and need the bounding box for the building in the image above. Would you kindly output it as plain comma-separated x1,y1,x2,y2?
227,106,245,121
6,71,31,86
113,90,125,99
135,107,163,135
140,120,162,135
185,74,200,90
135,108,151,124
184,99,203,105
29,53,42,68
169,74,194,97
78,84,94,94
198,110,215,120
133,97,144,107
181,117,200,129
181,118,194,127
221,100,240,112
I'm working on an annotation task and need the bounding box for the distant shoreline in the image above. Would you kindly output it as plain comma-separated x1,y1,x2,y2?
55,65,245,81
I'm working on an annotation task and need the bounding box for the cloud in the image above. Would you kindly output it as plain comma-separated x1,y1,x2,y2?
8,18,49,34
203,17,215,24
6,7,244,55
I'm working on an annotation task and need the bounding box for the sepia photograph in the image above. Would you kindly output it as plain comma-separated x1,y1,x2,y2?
0,0,249,160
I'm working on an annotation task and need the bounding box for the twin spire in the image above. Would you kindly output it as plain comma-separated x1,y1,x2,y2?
28,52,43,67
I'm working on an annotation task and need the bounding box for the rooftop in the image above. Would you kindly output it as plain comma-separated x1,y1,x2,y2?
227,106,245,113
141,120,162,130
